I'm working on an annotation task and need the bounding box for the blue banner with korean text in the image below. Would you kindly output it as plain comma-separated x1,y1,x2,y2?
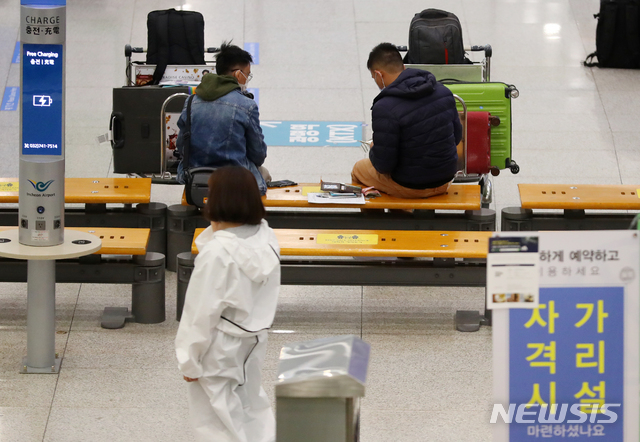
492,230,638,442
259,121,363,147
509,287,624,440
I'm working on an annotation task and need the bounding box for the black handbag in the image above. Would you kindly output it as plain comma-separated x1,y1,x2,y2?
182,94,216,208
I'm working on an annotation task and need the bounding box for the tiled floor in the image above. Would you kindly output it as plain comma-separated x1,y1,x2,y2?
0,0,638,441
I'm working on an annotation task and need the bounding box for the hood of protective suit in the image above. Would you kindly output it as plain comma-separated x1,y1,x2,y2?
194,220,280,283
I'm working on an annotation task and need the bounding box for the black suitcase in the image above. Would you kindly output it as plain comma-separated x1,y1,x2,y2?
110,86,188,174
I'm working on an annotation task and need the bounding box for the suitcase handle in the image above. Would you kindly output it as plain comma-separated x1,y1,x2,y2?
110,112,125,150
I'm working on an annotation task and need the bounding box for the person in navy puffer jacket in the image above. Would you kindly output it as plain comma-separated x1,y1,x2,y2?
352,43,462,198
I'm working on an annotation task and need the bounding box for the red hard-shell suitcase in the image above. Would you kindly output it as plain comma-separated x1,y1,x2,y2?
465,111,491,175
457,111,493,175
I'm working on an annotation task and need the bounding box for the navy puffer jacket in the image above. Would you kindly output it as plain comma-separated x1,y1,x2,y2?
370,68,461,189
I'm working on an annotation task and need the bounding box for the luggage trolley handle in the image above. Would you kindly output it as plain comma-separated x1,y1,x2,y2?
124,44,145,86
467,45,492,82
160,93,190,179
452,94,468,176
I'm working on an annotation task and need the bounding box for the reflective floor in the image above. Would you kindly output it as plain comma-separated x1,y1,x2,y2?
0,0,638,441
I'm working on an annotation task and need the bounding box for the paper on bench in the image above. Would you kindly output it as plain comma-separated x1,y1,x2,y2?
307,193,365,205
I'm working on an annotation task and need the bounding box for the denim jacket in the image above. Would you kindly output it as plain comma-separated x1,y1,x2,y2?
176,81,268,195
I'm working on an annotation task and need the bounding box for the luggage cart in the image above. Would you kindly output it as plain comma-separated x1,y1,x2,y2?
110,8,219,183
397,44,492,82
124,44,219,87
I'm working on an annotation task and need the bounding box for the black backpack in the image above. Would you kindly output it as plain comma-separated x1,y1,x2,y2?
146,9,206,85
405,9,468,64
584,0,640,68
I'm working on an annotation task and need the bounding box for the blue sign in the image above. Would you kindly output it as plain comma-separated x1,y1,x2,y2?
2,87,19,111
22,43,63,156
244,42,259,65
260,121,363,147
509,286,624,440
12,42,20,63
247,88,259,107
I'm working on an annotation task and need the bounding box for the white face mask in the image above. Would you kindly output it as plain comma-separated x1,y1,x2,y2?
238,70,251,92
375,71,386,90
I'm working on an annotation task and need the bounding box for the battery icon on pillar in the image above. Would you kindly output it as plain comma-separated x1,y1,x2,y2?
33,95,53,107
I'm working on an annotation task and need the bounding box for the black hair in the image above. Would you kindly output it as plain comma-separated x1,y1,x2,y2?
203,166,265,225
366,42,403,72
215,41,253,76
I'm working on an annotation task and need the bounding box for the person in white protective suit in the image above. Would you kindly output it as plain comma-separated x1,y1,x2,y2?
175,166,280,442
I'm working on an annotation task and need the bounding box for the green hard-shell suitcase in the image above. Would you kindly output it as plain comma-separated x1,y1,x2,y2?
443,81,520,175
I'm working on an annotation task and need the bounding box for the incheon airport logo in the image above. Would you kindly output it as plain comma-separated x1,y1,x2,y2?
490,403,620,424
27,179,54,192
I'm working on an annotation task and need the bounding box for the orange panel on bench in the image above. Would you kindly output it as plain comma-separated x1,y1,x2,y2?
0,227,150,255
0,178,152,204
191,228,491,258
182,183,481,210
519,184,640,210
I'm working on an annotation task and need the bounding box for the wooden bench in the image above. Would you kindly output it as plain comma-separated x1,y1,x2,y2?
167,183,495,272
0,227,165,329
0,177,167,256
175,228,493,332
180,182,485,210
502,184,640,231
0,177,152,204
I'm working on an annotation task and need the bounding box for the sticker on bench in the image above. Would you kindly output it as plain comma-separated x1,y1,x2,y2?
302,186,321,196
317,234,378,245
0,182,18,192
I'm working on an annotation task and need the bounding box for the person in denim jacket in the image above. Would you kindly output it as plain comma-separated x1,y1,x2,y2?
176,42,271,195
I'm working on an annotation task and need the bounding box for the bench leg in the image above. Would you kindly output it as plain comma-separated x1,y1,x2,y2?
101,252,166,328
166,204,203,272
136,202,167,256
132,252,166,324
501,207,533,231
101,307,134,329
454,287,491,332
464,208,496,231
176,252,196,321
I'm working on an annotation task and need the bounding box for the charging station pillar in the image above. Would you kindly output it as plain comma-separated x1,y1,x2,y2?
18,0,67,374
19,0,65,246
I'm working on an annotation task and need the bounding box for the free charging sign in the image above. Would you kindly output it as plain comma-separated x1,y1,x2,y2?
21,43,62,156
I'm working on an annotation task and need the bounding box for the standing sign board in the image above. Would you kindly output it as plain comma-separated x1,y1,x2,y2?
19,0,66,246
492,231,639,441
